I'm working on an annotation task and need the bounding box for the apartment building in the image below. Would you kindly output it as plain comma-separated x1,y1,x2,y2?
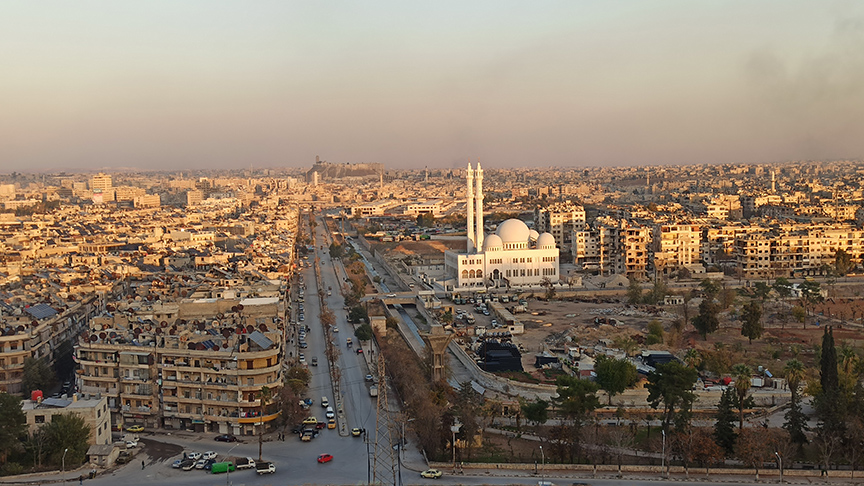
22,394,112,446
534,201,586,248
572,218,651,280
0,297,99,394
652,223,702,276
76,297,283,435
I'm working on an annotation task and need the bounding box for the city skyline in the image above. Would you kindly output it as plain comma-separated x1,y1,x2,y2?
2,1,864,172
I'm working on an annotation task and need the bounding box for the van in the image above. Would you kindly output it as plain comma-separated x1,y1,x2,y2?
325,406,334,419
210,462,236,474
321,396,329,408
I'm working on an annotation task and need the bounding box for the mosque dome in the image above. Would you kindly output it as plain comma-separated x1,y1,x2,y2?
537,232,556,249
483,234,503,251
496,219,531,244
528,230,540,242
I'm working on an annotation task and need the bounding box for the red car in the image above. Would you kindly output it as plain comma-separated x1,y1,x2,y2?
317,453,333,464
315,422,327,429
356,348,363,354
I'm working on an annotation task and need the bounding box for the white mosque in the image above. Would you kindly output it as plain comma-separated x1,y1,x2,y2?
444,162,560,291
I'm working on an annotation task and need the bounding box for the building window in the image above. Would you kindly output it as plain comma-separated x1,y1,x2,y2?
461,270,469,279
35,415,45,424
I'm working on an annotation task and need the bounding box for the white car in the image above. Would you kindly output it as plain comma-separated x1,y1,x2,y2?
333,327,338,333
202,451,217,460
186,452,201,461
194,459,208,469
125,440,138,449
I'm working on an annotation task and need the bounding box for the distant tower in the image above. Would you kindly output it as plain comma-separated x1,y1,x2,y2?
316,155,320,163
312,171,319,186
771,170,776,193
379,170,384,192
466,163,475,253
425,166,428,184
646,169,650,187
475,162,484,251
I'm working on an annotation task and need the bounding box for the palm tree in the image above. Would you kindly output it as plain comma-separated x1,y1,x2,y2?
732,364,753,430
684,349,702,369
783,359,805,400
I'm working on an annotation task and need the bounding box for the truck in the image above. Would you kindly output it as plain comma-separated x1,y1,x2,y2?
235,457,255,470
256,461,276,475
369,385,378,397
210,462,236,474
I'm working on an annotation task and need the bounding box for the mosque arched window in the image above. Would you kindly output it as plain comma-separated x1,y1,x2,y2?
461,270,469,279
469,270,476,279
476,270,483,279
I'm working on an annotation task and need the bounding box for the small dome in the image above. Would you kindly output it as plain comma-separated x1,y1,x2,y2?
528,230,540,242
496,219,530,243
537,232,556,248
483,234,503,251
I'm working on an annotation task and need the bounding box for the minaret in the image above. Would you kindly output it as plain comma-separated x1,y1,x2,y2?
466,163,475,253
771,170,776,193
475,162,484,251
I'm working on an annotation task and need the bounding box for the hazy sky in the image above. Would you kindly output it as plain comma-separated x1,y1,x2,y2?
2,1,863,172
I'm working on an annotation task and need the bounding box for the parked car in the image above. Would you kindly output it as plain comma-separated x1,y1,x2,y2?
235,457,255,470
421,469,443,479
186,452,202,461
214,434,238,442
202,451,217,460
256,461,276,475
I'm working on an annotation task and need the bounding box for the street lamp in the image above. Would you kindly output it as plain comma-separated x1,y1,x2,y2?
225,442,241,486
775,451,783,484
450,422,461,473
661,429,666,478
539,445,545,482
62,448,68,482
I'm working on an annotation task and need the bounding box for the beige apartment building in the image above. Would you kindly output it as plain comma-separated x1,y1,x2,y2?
22,394,112,446
534,201,586,248
76,297,284,436
734,224,864,279
0,297,98,394
653,223,702,276
572,218,651,280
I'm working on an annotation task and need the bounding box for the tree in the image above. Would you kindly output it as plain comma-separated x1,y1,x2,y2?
541,277,556,300
645,320,665,345
783,359,806,400
22,357,55,396
835,249,853,276
740,300,763,344
0,393,27,465
736,428,773,481
646,361,698,431
594,355,637,405
645,278,668,305
683,349,702,369
791,305,806,327
693,428,725,475
555,375,600,420
354,323,373,342
521,398,549,426
816,326,845,440
799,281,823,329
784,392,809,446
42,413,91,468
275,386,306,434
752,282,772,301
773,277,792,299
699,278,722,299
328,242,344,259
732,364,754,430
692,299,720,340
416,213,435,227
348,305,368,323
626,277,643,304
713,387,738,456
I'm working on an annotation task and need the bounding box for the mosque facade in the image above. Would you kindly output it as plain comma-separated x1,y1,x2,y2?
444,162,560,291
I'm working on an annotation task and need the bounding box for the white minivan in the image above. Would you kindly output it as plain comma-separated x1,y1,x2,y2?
325,406,335,419
321,396,329,408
